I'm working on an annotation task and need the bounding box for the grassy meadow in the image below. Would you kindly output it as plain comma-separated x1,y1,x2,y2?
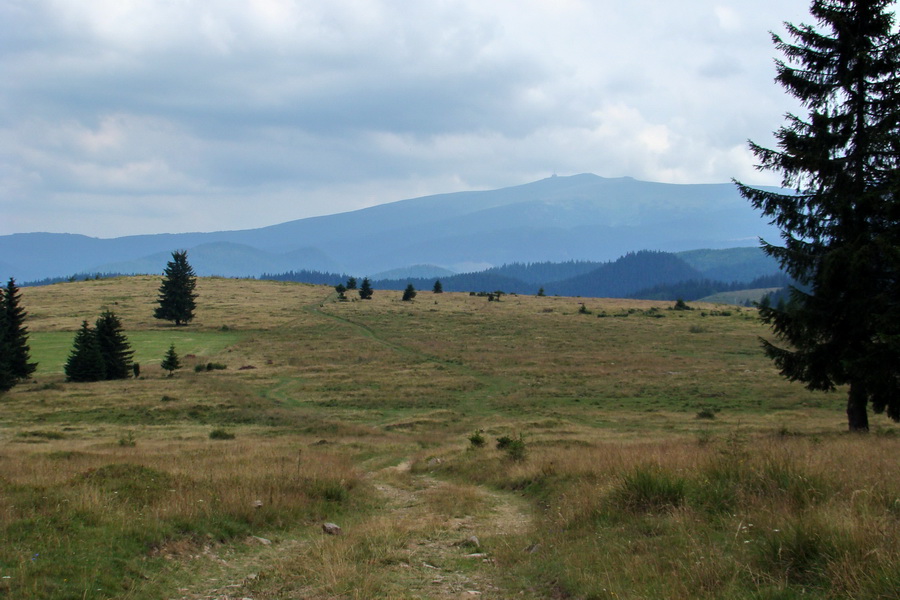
1,276,898,599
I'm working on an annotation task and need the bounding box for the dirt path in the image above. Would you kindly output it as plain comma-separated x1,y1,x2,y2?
366,460,532,599
167,458,532,599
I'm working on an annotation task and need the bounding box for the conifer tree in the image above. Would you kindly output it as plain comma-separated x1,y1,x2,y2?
346,277,357,290
358,277,374,300
161,343,181,375
65,321,106,382
95,310,134,380
737,0,900,431
402,283,417,301
154,250,198,326
2,278,37,383
0,294,14,393
433,279,443,294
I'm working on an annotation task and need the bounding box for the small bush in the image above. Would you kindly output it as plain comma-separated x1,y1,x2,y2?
673,298,692,311
496,435,514,450
118,431,136,447
695,408,717,420
468,431,486,448
500,435,527,462
209,429,235,440
207,362,227,371
160,395,177,402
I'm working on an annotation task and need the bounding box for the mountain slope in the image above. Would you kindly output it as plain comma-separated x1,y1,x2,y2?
1,174,781,282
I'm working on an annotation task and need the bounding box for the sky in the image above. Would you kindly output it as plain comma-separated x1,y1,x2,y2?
1,0,815,238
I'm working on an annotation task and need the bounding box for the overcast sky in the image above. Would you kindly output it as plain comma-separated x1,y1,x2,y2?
1,0,815,238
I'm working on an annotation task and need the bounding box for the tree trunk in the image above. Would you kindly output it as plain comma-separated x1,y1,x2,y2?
847,382,870,433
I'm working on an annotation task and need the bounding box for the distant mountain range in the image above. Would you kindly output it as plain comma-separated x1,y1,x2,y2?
1,173,783,284
334,249,786,302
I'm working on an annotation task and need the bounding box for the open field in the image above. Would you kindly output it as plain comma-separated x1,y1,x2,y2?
2,276,899,599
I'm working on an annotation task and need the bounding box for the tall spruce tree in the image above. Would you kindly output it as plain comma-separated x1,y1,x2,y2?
64,321,106,382
358,277,374,300
1,278,37,385
95,310,134,380
154,250,198,326
0,289,14,393
737,0,900,431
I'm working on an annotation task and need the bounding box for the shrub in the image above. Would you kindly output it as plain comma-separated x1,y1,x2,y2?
117,431,136,447
673,298,692,311
505,440,527,462
695,407,717,420
500,435,527,461
468,431,486,448
209,429,235,440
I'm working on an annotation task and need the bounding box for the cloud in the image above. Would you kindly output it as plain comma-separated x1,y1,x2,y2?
1,0,813,236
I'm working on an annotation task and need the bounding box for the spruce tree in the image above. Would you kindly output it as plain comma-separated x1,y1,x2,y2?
65,321,106,382
736,0,900,431
0,291,14,393
161,344,181,375
154,250,198,326
2,278,37,382
433,279,443,294
402,284,417,301
358,277,374,300
95,310,134,380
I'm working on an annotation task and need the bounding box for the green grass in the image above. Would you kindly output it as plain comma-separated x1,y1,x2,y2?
28,330,243,374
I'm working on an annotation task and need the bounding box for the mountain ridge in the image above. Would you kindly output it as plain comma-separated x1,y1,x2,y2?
0,173,780,282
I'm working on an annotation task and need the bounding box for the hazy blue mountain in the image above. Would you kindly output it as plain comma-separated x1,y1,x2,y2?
371,265,457,280
677,247,779,282
262,249,783,300
95,242,304,278
373,251,700,298
477,260,604,285
545,251,704,298
1,174,781,282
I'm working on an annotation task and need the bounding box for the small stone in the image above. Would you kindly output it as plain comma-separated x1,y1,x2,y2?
523,543,541,554
427,457,443,467
322,522,342,535
248,536,271,546
252,500,263,509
